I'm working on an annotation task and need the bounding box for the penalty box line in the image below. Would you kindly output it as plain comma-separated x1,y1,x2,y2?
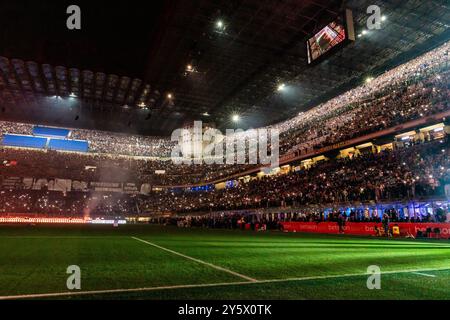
131,236,257,282
0,266,448,300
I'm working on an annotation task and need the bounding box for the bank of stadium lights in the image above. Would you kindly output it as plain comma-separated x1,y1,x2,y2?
358,29,368,38
184,64,203,77
365,77,374,84
358,16,387,38
231,114,240,122
277,83,286,92
358,29,370,38
216,20,224,29
215,19,227,33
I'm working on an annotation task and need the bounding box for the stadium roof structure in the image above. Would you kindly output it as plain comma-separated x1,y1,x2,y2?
0,58,160,111
0,0,449,135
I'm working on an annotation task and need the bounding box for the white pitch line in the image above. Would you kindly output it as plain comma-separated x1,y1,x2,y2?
0,266,448,300
411,272,436,278
131,236,257,282
0,281,250,300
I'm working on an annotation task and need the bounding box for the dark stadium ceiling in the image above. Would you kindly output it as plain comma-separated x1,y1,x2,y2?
0,0,449,136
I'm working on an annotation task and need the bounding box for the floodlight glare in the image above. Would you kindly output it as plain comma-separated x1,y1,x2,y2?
277,83,286,92
232,114,239,122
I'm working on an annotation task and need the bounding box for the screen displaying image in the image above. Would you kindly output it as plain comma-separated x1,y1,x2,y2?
307,21,347,64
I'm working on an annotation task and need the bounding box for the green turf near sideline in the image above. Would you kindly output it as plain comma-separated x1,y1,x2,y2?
61,269,450,300
0,224,449,300
0,236,239,296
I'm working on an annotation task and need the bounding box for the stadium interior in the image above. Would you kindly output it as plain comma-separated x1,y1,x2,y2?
0,0,449,302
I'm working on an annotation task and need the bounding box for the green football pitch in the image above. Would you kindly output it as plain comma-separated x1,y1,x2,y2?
0,224,449,300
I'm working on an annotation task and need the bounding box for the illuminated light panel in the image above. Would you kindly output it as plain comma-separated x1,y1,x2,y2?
0,217,86,224
0,217,127,225
90,219,127,224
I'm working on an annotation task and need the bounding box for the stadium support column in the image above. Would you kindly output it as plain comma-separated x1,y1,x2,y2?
136,202,141,215
415,129,424,143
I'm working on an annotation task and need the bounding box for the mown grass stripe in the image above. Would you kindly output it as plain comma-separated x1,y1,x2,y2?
0,266,448,300
132,236,257,282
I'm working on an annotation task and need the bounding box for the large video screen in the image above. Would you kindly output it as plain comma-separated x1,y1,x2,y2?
307,9,355,64
307,21,346,64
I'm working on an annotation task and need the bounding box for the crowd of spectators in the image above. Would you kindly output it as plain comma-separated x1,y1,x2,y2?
269,40,450,155
0,120,176,157
71,129,176,157
1,42,449,162
151,204,450,231
0,121,32,136
1,41,450,219
0,190,140,217
152,214,281,230
0,139,448,218
0,147,253,185
138,138,450,213
279,207,449,224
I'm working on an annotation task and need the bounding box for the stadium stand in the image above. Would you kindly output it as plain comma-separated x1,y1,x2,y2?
1,137,449,219
3,1,450,304
0,40,449,226
1,41,449,160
